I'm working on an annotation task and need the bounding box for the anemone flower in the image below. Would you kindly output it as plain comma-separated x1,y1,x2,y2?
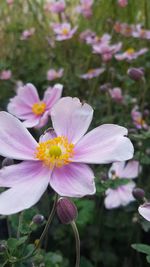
52,23,77,41
7,83,63,128
0,97,134,215
104,160,139,209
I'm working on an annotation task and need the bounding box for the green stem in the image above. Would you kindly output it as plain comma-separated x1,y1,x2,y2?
17,212,24,239
36,193,59,249
71,221,80,267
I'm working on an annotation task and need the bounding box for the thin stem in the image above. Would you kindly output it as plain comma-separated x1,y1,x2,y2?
36,193,59,249
17,212,24,239
71,221,80,267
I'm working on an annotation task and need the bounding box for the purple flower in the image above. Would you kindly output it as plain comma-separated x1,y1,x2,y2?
80,67,105,79
0,70,12,80
0,97,134,214
104,160,139,209
7,83,63,128
109,87,123,103
44,0,65,13
76,0,93,19
52,23,77,41
20,28,35,40
139,203,150,222
47,68,64,81
115,48,148,61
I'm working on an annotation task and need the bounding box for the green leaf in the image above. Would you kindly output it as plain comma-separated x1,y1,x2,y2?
131,243,150,255
146,255,150,264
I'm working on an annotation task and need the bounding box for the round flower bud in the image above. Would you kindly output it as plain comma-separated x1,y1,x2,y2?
132,188,145,200
56,198,78,224
1,157,14,168
32,214,45,225
127,68,144,81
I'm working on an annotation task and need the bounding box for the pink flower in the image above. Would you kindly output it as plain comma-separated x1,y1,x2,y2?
76,0,93,19
44,0,65,13
7,83,63,128
104,160,139,209
20,28,35,40
52,23,77,41
93,42,122,62
0,70,12,80
117,0,128,7
131,106,148,129
47,68,64,81
6,0,13,5
79,29,96,44
115,48,148,61
109,87,123,103
80,67,105,79
139,203,150,222
132,24,150,40
0,97,134,214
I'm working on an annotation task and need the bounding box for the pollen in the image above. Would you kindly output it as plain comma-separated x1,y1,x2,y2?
126,48,135,54
62,28,69,35
35,136,74,168
32,102,46,116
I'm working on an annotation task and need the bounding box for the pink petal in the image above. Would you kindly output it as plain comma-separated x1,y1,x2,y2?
0,165,51,215
118,182,135,205
104,188,121,209
0,161,45,187
39,129,56,142
138,203,150,221
7,83,40,118
50,163,95,197
51,97,93,144
43,84,63,108
22,117,40,128
110,161,139,179
0,112,38,160
73,124,134,163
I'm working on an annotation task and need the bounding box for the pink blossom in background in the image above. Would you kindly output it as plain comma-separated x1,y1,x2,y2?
20,28,35,40
6,0,13,5
114,21,150,40
76,0,93,19
79,29,96,44
7,83,63,128
44,0,65,13
131,106,148,130
80,67,105,79
115,48,148,61
0,70,12,80
117,0,128,8
93,42,122,62
132,24,150,39
47,68,64,81
52,23,77,41
109,87,123,103
0,97,134,214
104,160,139,209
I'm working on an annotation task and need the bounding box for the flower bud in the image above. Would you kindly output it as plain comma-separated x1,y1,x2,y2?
32,214,45,225
1,158,14,168
56,198,78,224
132,188,145,200
127,68,144,81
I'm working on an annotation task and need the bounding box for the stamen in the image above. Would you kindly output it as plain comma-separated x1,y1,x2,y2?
32,102,46,116
35,136,74,168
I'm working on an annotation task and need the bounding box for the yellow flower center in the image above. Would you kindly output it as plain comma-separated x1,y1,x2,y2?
88,69,95,74
62,28,69,35
35,136,74,168
126,48,135,54
136,117,145,126
32,102,46,116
